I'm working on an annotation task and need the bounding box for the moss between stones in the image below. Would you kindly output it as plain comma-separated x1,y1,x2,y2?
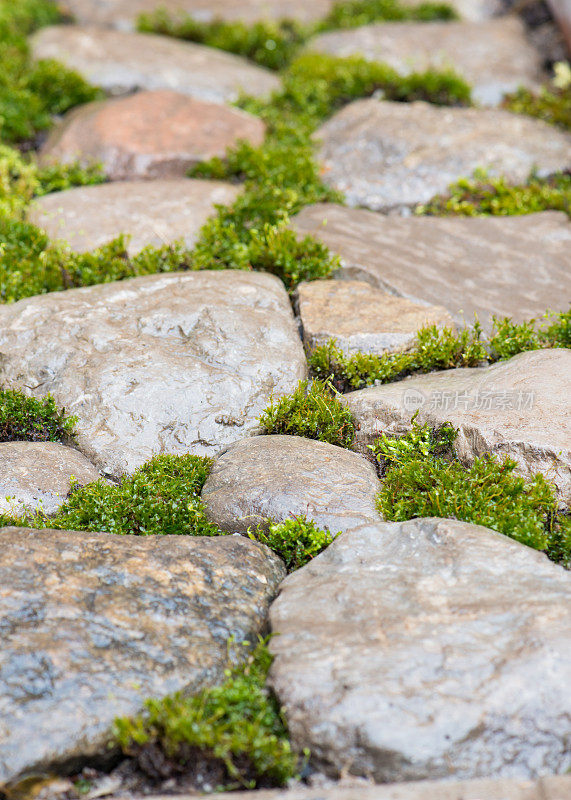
138,0,458,71
503,84,571,132
371,417,570,567
0,388,76,444
249,516,340,572
416,169,571,218
309,309,571,393
114,639,300,791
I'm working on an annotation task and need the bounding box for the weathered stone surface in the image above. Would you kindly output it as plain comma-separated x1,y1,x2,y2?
0,442,100,516
309,18,543,105
202,435,381,534
40,90,266,180
28,179,241,256
295,280,454,355
62,0,336,28
269,519,571,782
0,528,285,787
140,774,571,800
315,100,571,210
31,26,280,102
291,205,571,329
344,349,571,503
0,272,307,478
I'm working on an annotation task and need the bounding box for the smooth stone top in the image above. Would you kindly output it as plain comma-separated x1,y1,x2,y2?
0,442,100,516
62,0,336,28
40,90,266,180
0,528,285,786
28,179,241,256
269,519,571,782
344,349,571,504
315,100,571,210
309,18,544,106
295,279,454,355
31,26,280,102
290,204,571,329
202,434,382,534
0,272,307,478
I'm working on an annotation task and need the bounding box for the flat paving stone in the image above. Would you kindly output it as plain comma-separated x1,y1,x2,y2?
62,0,336,28
291,205,571,329
28,179,241,256
344,349,571,504
138,774,571,800
0,442,100,516
295,279,454,355
315,100,571,211
31,26,280,102
0,272,307,478
309,18,543,106
202,435,382,534
270,519,571,782
0,528,284,787
40,90,266,180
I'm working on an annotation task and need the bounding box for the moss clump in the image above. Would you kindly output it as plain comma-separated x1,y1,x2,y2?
309,309,571,392
138,1,457,71
12,454,220,537
0,0,100,146
371,418,569,564
503,85,571,132
249,516,340,571
0,389,76,443
259,379,356,448
114,640,299,790
417,170,571,218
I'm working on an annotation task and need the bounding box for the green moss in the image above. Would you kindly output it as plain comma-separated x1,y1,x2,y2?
309,309,571,392
15,454,220,537
258,379,356,448
0,0,100,146
114,640,299,790
249,516,340,571
503,85,571,132
371,418,569,564
0,389,76,443
138,1,457,71
417,170,571,218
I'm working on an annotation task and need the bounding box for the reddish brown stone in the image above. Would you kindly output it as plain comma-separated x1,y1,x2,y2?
40,90,266,180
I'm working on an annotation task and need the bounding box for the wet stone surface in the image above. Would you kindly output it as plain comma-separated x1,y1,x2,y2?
309,18,543,105
315,100,571,210
202,435,382,534
0,272,307,478
29,179,241,256
0,442,101,516
31,26,280,103
291,205,571,329
40,90,266,180
0,528,285,787
269,519,571,782
344,349,571,504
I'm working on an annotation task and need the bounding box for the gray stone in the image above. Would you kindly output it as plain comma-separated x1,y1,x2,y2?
28,179,241,256
295,280,454,355
0,442,100,516
290,205,571,329
62,0,336,28
31,26,280,102
269,519,571,782
0,528,285,787
137,774,571,800
0,272,307,478
40,90,266,180
202,435,381,534
344,349,571,504
309,18,543,105
315,100,571,210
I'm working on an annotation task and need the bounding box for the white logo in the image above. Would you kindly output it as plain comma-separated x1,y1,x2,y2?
402,389,426,412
